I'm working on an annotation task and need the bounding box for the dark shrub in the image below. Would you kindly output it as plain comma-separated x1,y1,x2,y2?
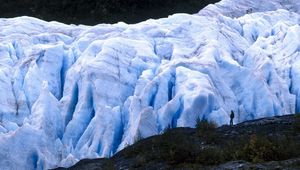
294,113,300,133
237,135,286,163
195,118,217,132
196,118,218,144
195,147,224,165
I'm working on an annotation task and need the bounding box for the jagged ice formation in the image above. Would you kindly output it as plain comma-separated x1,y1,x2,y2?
0,0,300,169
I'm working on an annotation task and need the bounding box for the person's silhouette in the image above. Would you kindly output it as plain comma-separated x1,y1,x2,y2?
230,110,235,126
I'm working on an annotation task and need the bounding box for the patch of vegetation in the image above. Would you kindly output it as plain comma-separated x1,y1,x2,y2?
130,117,300,167
237,135,281,163
132,155,147,168
195,118,218,144
229,134,300,163
195,147,224,165
196,118,217,132
293,113,300,133
0,0,221,25
161,130,198,164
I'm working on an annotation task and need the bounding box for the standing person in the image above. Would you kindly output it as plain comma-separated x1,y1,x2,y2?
230,110,235,126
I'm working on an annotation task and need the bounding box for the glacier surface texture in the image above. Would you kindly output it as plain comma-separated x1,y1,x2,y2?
0,0,300,169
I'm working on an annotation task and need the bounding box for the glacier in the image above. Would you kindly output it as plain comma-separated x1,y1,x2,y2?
0,0,300,169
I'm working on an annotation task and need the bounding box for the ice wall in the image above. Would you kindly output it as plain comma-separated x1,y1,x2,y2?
0,2,299,169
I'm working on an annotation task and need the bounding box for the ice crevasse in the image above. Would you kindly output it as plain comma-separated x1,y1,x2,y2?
0,1,300,169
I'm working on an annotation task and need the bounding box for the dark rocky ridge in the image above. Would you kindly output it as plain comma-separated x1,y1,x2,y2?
57,114,300,170
0,0,220,25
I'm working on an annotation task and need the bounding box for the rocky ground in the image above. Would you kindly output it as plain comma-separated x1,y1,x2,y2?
56,114,300,169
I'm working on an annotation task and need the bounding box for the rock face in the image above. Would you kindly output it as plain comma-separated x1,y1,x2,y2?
0,0,299,169
214,158,300,170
